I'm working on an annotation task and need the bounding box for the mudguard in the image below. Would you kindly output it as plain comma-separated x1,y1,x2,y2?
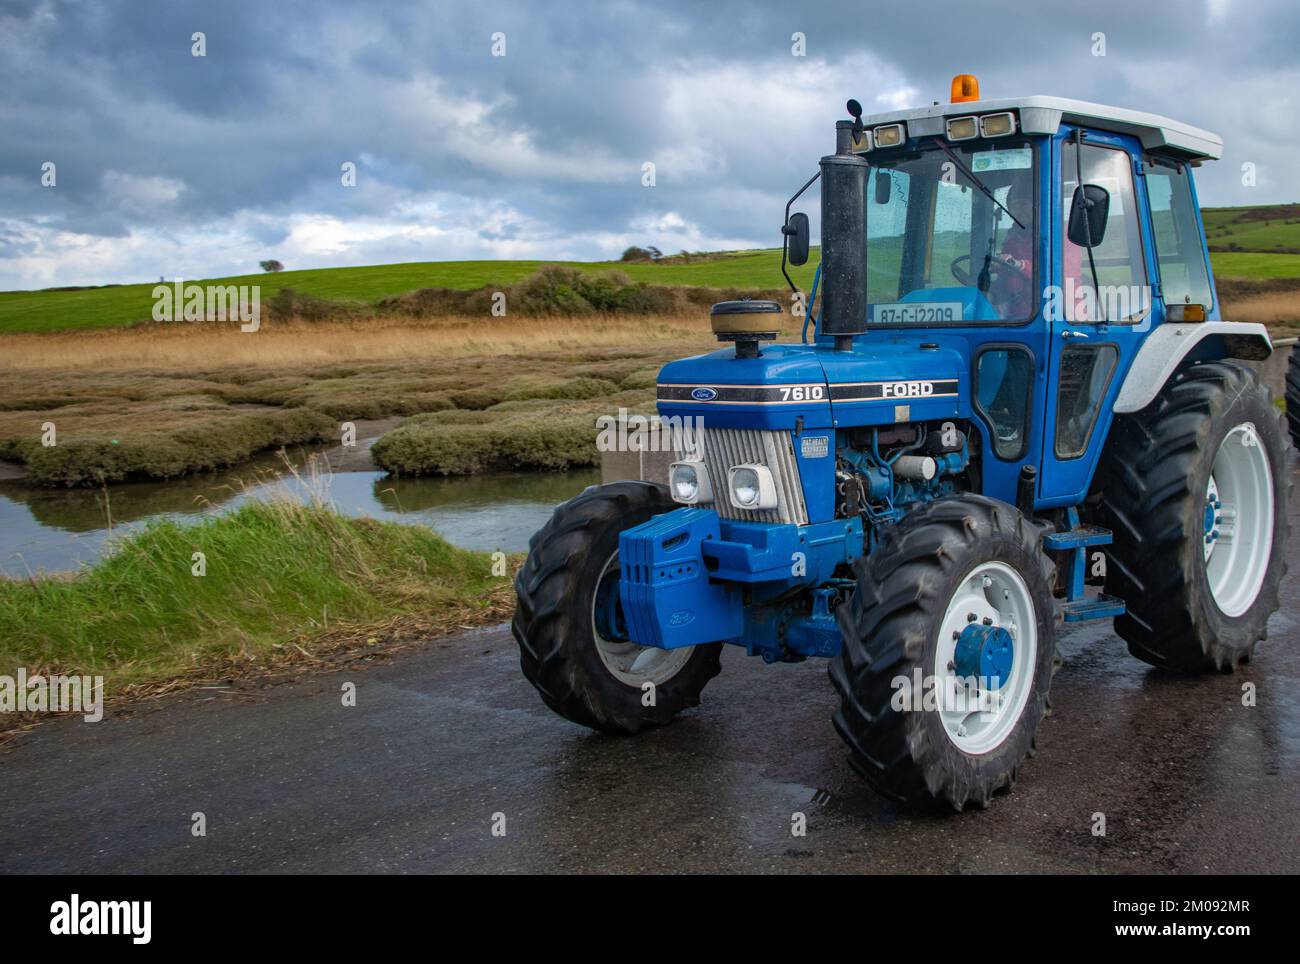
1113,321,1272,413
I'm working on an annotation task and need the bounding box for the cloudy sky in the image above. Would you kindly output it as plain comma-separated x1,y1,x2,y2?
1,0,1296,290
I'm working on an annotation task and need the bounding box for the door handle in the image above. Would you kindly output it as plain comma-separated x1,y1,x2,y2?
1061,329,1090,340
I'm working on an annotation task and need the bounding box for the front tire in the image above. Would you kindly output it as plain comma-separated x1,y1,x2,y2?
512,481,722,733
829,496,1059,810
1094,361,1289,671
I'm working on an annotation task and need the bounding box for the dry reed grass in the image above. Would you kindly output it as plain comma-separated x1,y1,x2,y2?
0,296,1285,375
1222,290,1300,336
0,311,748,373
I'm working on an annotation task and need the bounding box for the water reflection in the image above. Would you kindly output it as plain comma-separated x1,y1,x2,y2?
0,460,599,576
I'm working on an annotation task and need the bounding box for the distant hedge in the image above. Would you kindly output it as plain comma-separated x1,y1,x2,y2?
268,265,785,321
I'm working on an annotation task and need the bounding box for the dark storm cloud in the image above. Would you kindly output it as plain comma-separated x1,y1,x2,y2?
1,0,1297,287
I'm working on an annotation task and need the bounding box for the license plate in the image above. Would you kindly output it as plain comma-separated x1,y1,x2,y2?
871,302,963,325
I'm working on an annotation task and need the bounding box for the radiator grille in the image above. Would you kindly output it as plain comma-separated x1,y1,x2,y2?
678,428,808,525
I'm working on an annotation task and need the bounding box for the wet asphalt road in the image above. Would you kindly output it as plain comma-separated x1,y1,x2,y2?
2,476,1298,875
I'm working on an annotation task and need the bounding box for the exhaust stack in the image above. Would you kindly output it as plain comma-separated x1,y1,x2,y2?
818,151,869,349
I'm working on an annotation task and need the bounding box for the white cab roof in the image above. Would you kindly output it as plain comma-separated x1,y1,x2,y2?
861,95,1222,160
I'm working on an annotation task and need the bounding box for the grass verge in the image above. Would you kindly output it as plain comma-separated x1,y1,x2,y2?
0,498,516,705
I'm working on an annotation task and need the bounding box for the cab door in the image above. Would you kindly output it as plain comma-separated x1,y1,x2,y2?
1038,125,1157,507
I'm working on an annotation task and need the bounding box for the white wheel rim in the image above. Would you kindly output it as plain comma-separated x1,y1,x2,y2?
933,561,1038,755
1204,422,1274,618
591,552,694,687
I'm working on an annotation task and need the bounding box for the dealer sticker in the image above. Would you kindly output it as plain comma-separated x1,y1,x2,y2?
800,435,830,458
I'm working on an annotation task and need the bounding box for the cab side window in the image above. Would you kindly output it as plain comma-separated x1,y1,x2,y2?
1061,140,1146,322
867,168,910,303
975,347,1033,460
1145,159,1214,309
1055,344,1118,458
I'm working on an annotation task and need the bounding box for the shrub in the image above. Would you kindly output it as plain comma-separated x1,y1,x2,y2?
265,288,366,322
503,377,619,402
448,387,506,410
619,367,662,390
13,406,335,486
300,265,786,321
620,246,661,262
372,411,605,476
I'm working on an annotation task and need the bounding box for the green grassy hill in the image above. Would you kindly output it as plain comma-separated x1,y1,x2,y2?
1202,203,1300,253
0,251,820,334
3,204,1299,334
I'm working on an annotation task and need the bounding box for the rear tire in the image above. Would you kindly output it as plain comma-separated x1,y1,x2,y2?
829,496,1059,810
512,481,722,733
1093,361,1289,671
1286,342,1300,449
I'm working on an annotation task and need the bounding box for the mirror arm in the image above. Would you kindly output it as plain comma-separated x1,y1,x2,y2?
781,170,821,294
1073,128,1107,324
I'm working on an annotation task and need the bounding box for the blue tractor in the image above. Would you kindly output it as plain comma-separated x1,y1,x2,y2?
513,78,1289,809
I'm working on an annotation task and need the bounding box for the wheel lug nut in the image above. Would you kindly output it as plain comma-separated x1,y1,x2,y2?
982,616,993,626
967,613,977,622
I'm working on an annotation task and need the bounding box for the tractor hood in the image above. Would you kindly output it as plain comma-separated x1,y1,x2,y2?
656,338,968,431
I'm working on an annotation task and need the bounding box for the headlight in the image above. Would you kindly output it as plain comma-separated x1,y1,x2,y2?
946,116,978,141
873,123,906,148
669,460,711,504
980,111,1016,138
727,463,777,510
848,129,873,154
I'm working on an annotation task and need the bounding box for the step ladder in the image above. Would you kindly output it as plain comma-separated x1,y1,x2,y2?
1043,507,1126,623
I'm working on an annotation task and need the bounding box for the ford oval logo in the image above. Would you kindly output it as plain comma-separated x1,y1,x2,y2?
690,387,718,401
669,610,695,626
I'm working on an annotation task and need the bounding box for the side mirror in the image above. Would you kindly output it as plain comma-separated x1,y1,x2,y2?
1067,184,1110,247
783,211,810,266
847,98,865,137
874,171,892,205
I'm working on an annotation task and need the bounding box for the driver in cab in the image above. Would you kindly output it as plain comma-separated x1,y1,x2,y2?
987,189,1033,319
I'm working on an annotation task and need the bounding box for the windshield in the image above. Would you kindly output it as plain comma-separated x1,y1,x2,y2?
864,139,1036,324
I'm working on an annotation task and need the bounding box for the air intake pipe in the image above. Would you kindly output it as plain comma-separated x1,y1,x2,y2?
818,152,869,349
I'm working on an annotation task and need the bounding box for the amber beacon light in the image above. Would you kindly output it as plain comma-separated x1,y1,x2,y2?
951,73,980,103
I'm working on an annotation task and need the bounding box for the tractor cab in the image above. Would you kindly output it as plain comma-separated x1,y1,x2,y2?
512,76,1284,812
805,83,1228,505
665,77,1242,514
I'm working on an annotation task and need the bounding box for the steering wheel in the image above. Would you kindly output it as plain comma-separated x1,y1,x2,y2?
950,254,1005,288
